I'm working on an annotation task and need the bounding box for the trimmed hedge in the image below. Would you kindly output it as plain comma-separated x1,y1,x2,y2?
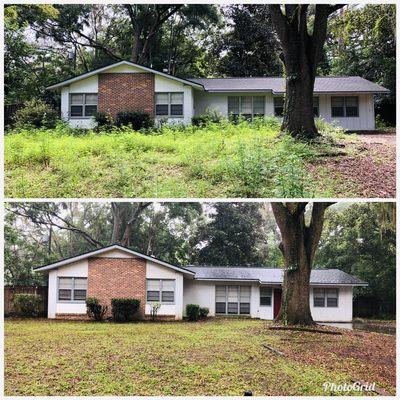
115,111,153,130
199,307,209,318
111,298,141,322
186,304,200,321
13,294,42,317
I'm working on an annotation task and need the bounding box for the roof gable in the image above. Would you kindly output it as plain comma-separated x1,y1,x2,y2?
47,61,204,90
34,244,195,276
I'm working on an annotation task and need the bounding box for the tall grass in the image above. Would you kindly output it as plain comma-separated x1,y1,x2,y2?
5,118,324,198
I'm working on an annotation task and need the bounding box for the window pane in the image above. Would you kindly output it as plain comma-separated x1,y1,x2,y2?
171,104,183,116
71,94,83,105
155,93,169,104
314,288,325,307
313,97,319,117
253,96,265,114
228,286,238,302
331,97,344,107
260,287,272,296
274,97,284,107
216,302,226,313
162,280,175,291
147,280,160,291
156,104,169,116
228,302,238,314
216,286,226,302
241,96,252,114
59,277,73,289
74,278,87,290
240,286,251,302
85,105,97,117
345,97,358,107
240,303,250,314
326,288,338,298
162,291,174,302
59,289,72,301
260,287,272,306
70,105,83,117
147,291,160,302
327,298,338,307
228,96,240,114
260,296,271,306
170,93,183,104
332,107,344,117
85,94,98,104
73,289,87,301
314,298,325,307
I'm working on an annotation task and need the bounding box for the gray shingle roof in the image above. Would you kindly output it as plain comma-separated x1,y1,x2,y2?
188,76,389,94
186,267,367,286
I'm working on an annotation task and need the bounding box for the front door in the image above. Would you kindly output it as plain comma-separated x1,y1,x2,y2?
273,288,282,318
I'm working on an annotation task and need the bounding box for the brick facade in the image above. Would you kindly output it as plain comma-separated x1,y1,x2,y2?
87,257,147,318
98,73,155,118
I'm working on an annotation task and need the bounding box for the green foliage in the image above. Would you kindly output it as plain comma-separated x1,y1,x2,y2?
5,120,329,198
111,298,141,322
13,100,59,129
13,294,42,317
186,304,200,321
192,110,225,126
115,111,154,131
199,307,209,318
94,112,114,131
316,203,396,317
86,297,108,321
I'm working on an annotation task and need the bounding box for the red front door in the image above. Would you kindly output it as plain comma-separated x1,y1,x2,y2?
273,288,282,318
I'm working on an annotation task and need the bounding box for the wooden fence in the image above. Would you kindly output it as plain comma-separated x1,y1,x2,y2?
4,286,48,316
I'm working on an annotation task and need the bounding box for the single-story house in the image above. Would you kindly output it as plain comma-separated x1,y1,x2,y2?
47,60,389,131
34,244,368,322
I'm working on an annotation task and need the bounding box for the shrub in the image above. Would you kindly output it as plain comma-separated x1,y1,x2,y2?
186,304,200,321
111,298,141,322
86,297,108,321
199,307,209,318
13,99,59,129
192,109,224,127
94,112,114,130
115,111,153,130
150,302,161,321
13,294,42,317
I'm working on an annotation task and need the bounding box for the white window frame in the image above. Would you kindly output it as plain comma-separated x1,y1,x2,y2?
331,96,359,118
313,288,339,308
155,92,184,118
69,93,98,119
215,285,251,315
228,96,265,119
146,279,175,304
260,287,272,307
57,277,87,303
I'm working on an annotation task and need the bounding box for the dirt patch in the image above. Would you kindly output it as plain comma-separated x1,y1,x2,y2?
309,132,396,197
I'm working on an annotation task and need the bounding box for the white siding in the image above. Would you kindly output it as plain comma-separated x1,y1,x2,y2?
310,286,353,322
155,75,194,124
47,260,89,318
145,261,184,319
96,249,135,258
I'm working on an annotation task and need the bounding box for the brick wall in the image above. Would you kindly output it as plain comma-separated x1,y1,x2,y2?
98,73,155,118
88,257,147,318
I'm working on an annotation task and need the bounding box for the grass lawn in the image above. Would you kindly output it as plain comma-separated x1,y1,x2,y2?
4,318,395,396
5,118,363,198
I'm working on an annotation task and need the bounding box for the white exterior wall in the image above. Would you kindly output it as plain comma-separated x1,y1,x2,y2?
145,261,184,319
193,92,376,130
47,259,89,318
155,75,194,124
310,286,353,322
182,280,354,322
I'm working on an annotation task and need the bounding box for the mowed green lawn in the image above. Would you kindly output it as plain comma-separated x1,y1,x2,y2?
5,119,350,198
5,318,395,396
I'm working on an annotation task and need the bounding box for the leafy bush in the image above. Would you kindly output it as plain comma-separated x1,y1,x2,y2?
186,304,200,321
86,297,108,321
13,99,59,129
192,109,224,127
13,294,42,317
149,302,161,321
94,112,114,130
111,298,141,322
199,307,209,318
115,111,153,130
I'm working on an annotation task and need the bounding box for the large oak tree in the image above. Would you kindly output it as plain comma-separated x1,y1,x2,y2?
269,4,344,139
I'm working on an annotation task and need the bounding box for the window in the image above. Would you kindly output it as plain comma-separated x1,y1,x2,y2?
58,277,87,302
70,93,97,118
274,97,284,117
331,96,359,117
228,96,265,119
146,279,175,303
327,288,338,307
155,93,183,117
215,285,251,315
313,97,319,117
260,287,272,306
313,288,325,307
313,288,339,307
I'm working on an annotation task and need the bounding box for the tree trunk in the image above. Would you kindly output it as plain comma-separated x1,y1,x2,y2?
271,202,333,325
